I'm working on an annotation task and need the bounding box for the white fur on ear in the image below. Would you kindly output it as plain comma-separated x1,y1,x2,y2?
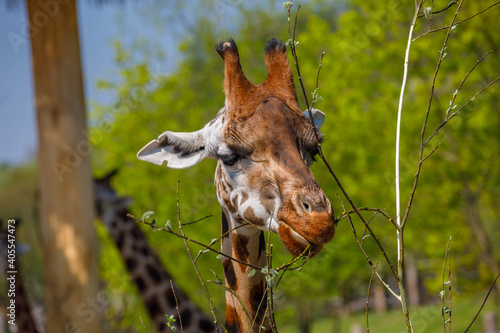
137,107,226,169
137,130,209,168
303,108,325,130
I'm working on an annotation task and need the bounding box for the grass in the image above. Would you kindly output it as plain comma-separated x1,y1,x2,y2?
279,290,499,333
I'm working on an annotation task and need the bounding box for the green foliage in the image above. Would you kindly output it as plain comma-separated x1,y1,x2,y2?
0,162,44,306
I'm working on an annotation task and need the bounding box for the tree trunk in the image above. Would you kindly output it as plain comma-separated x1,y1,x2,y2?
25,1,102,332
405,254,420,307
373,282,387,313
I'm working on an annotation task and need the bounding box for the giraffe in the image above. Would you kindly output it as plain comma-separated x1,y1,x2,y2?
94,172,217,333
137,38,336,332
0,221,40,333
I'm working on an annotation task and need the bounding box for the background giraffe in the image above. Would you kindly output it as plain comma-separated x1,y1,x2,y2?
137,38,336,332
94,172,217,333
0,177,217,333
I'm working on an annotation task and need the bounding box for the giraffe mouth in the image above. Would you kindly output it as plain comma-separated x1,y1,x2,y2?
277,221,322,257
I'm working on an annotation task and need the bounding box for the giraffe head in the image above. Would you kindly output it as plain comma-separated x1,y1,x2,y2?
138,38,335,257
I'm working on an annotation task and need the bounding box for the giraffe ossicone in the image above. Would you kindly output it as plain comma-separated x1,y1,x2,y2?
138,38,336,332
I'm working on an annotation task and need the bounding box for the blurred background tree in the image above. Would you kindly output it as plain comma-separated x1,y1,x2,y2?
1,0,499,332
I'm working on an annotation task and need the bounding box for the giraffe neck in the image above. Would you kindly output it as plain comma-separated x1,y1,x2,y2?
221,208,272,332
95,182,216,333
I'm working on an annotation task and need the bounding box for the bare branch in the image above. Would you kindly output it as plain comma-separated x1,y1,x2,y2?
170,280,183,333
401,0,464,230
464,273,500,333
175,181,224,331
441,237,452,333
417,0,458,18
366,262,379,333
339,199,400,299
140,316,150,333
288,0,401,284
413,2,500,41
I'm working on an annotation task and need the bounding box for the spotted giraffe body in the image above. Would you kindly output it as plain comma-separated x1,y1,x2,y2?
94,174,216,333
138,38,336,332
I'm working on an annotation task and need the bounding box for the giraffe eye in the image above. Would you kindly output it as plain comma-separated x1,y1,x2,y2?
220,154,239,166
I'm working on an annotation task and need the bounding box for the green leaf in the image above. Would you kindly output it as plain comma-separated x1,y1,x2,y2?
423,7,432,19
165,314,176,323
142,211,155,221
248,269,256,277
165,220,172,231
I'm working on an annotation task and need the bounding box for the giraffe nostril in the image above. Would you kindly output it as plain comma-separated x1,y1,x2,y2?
297,195,313,214
302,201,310,212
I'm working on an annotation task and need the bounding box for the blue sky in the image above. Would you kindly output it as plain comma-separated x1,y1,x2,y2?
0,1,247,165
0,2,143,165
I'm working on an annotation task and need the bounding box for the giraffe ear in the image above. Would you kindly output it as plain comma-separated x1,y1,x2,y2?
137,130,212,169
303,108,325,130
137,108,225,169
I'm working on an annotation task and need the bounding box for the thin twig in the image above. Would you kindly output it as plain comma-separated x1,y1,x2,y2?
194,223,248,262
140,316,150,333
424,74,500,147
339,197,400,299
401,0,463,231
413,2,500,41
447,253,452,333
209,279,251,329
444,51,493,121
463,273,500,333
394,3,426,331
360,212,378,247
170,280,183,333
175,181,223,332
441,237,452,333
287,4,399,282
335,207,398,229
182,215,213,226
417,0,458,18
366,262,379,333
128,213,261,270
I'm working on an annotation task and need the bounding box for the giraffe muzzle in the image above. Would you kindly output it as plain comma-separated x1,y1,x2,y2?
276,191,335,256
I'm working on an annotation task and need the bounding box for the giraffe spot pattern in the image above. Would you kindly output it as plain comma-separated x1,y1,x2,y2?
225,305,240,333
180,308,192,326
240,191,249,205
146,297,160,317
221,209,230,239
131,228,142,240
233,234,249,272
116,231,125,250
243,206,265,226
147,264,162,284
136,276,146,292
249,280,267,315
125,258,137,271
223,259,237,290
200,318,216,332
258,231,265,260
165,288,177,307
